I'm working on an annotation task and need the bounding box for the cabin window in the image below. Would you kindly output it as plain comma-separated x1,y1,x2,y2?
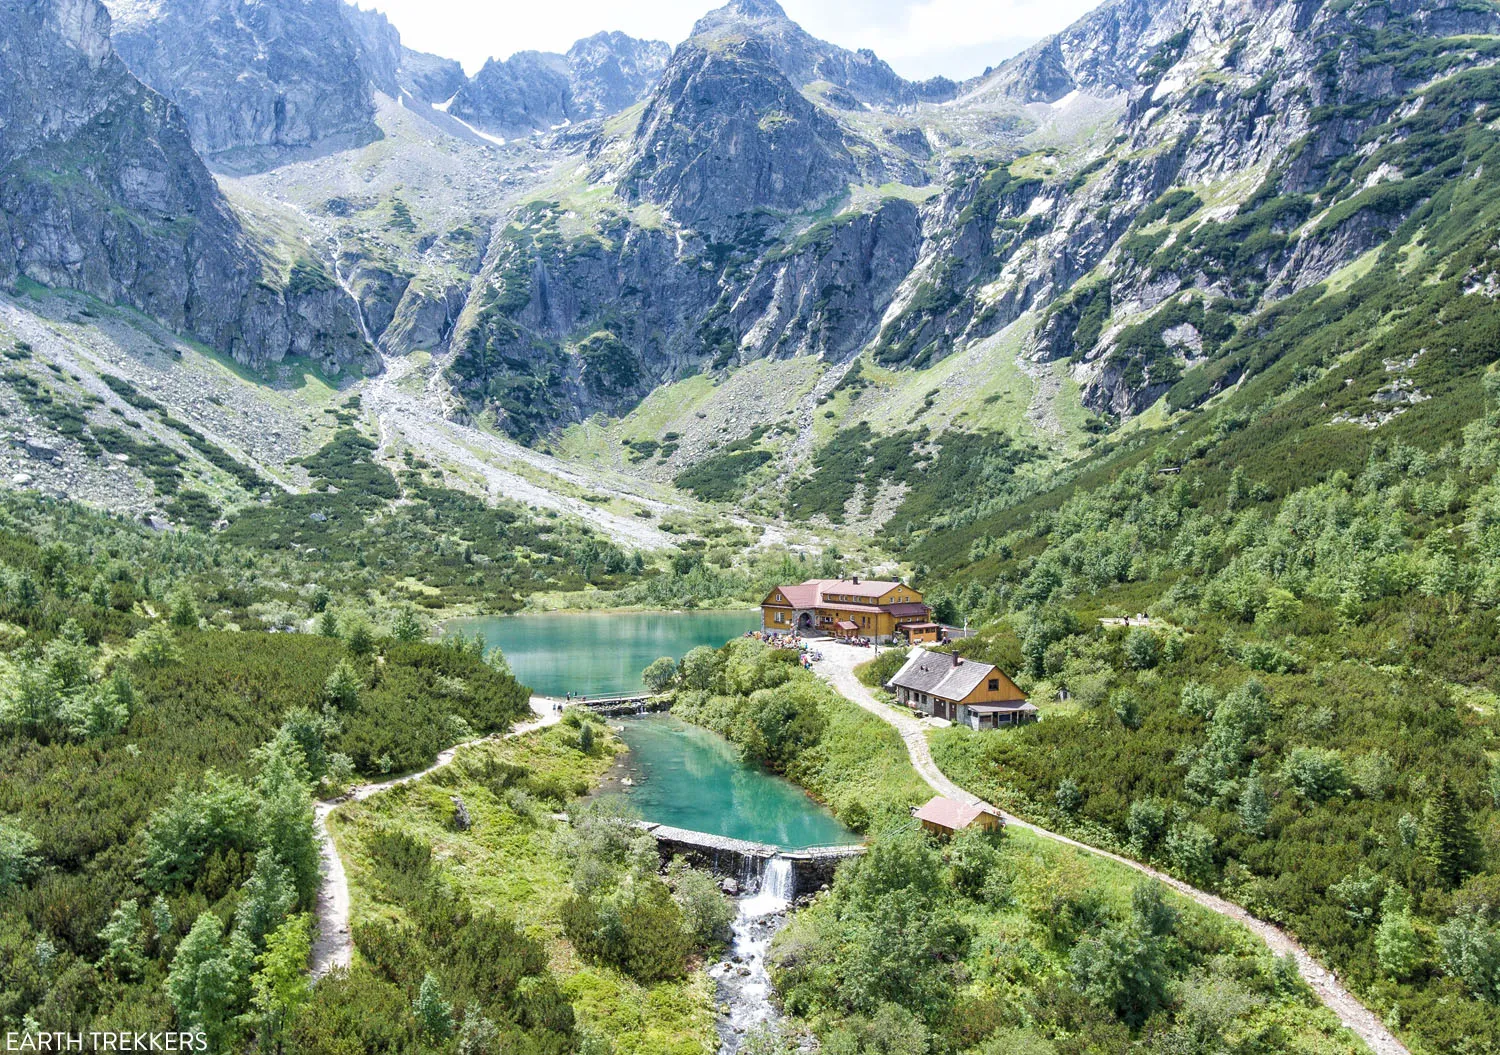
988,678,999,691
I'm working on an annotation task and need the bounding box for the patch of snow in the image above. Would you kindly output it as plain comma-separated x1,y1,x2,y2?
435,93,458,113
444,112,506,147
1152,72,1186,101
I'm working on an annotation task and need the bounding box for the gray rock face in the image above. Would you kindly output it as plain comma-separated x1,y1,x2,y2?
690,0,955,106
446,189,920,441
398,46,466,105
863,0,1500,419
109,0,385,167
0,0,370,371
619,38,863,230
566,32,673,118
965,0,1183,104
447,32,669,137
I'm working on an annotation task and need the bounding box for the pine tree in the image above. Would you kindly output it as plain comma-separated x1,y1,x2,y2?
317,610,339,638
1423,777,1479,887
234,849,296,948
345,620,375,657
1238,765,1270,837
413,972,454,1039
99,900,145,981
391,605,424,644
255,737,320,907
322,660,362,711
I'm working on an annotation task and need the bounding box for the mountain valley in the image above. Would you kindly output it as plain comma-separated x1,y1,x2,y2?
2,0,1500,1052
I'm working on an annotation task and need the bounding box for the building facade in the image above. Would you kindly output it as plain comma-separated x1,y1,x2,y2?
760,578,930,643
887,648,1035,730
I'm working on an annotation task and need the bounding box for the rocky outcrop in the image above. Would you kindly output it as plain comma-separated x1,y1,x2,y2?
565,33,672,119
859,0,1500,418
109,0,386,168
447,32,668,137
690,0,955,106
0,0,370,372
399,47,466,105
618,38,865,231
963,0,1184,104
446,186,921,440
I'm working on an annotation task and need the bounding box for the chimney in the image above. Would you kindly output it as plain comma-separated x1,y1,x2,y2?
950,651,960,667
852,575,860,585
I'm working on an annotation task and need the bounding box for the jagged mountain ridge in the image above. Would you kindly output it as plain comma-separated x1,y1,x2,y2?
879,0,1500,416
0,0,370,372
446,0,1500,443
29,0,1500,475
108,0,389,167
689,0,957,107
449,32,671,137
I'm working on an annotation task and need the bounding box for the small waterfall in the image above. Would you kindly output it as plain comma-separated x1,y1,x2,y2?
713,855,796,1052
761,856,794,901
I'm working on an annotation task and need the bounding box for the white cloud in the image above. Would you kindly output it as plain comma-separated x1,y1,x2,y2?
360,0,1102,80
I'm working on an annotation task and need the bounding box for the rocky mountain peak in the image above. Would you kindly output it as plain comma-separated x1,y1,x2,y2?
691,0,790,33
41,0,114,66
688,0,954,106
1,0,370,371
618,35,861,229
448,30,668,137
109,0,387,169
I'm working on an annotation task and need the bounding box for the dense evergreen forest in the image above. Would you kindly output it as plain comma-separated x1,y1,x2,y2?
0,491,573,1048
884,206,1500,1050
661,642,1364,1055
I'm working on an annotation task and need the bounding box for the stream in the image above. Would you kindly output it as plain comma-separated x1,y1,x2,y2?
712,857,798,1054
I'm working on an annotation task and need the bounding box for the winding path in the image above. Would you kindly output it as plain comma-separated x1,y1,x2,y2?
810,642,1408,1055
310,696,563,979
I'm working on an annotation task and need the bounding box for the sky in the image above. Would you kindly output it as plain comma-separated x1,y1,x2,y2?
361,0,1103,81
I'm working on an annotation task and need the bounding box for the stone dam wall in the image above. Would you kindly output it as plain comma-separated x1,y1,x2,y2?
640,822,864,898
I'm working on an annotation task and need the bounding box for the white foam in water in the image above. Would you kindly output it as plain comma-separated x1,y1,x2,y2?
742,856,793,914
712,855,796,1052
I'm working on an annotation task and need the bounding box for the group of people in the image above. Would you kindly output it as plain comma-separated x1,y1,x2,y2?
746,629,824,667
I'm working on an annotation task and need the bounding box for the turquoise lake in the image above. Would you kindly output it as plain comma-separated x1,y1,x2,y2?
453,609,761,697
609,714,861,849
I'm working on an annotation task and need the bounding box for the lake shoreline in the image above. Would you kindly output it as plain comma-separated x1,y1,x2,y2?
604,711,862,851
447,609,762,698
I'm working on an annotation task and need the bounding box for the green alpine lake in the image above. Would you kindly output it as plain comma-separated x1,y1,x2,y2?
609,714,861,849
454,608,761,698
455,609,855,847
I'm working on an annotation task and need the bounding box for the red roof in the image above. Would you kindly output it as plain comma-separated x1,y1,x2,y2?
805,578,903,599
835,620,859,630
763,585,929,619
912,795,1000,831
767,583,821,608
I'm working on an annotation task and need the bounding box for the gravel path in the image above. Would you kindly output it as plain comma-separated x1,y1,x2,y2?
362,352,691,550
810,642,1406,1055
310,695,564,979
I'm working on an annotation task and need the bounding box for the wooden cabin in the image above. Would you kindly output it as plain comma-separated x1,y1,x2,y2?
887,647,1035,730
913,795,1002,837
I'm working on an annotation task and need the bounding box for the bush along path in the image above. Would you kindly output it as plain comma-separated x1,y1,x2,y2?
310,695,564,979
810,642,1409,1055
